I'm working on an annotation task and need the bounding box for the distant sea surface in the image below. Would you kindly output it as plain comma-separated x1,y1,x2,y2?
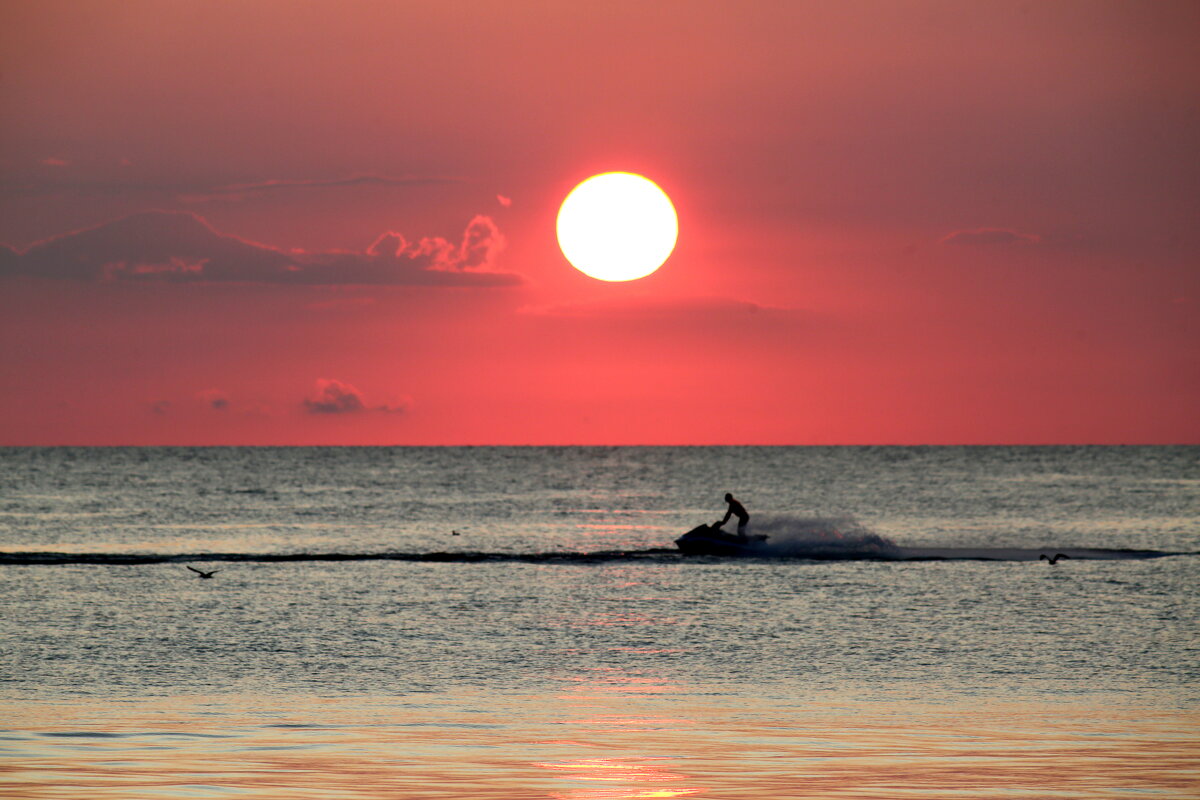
2,446,1197,798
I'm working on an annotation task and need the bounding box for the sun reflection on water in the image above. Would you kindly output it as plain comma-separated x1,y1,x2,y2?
531,668,709,799
534,758,704,799
3,693,1198,799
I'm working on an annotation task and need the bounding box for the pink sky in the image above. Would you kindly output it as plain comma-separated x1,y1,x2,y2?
1,0,1197,444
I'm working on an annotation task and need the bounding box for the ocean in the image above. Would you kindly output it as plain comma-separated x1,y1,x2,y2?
1,446,1197,798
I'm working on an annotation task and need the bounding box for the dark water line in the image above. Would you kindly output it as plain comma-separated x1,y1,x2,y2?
0,550,680,566
0,548,1188,566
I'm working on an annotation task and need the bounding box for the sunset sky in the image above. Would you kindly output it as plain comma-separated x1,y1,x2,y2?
2,0,1197,445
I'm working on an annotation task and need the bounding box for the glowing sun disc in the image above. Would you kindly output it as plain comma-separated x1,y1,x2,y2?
556,172,678,281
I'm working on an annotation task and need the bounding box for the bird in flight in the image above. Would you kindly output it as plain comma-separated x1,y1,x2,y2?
187,566,219,578
1039,553,1070,565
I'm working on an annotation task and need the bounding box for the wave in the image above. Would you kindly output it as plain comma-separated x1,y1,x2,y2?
0,547,1186,566
0,550,680,566
748,515,897,558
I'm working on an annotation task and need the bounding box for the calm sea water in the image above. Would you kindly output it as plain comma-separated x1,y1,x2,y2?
1,446,1197,798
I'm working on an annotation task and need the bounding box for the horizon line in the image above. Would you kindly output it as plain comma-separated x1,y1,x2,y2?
1,442,1196,448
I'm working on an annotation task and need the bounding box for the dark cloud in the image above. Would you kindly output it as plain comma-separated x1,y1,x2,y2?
304,379,365,414
302,379,407,415
200,389,231,411
1,210,520,286
940,228,1041,246
0,244,18,274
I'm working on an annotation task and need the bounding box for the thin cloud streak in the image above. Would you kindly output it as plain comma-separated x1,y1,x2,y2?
180,174,462,202
524,296,799,319
0,173,460,203
941,228,1042,246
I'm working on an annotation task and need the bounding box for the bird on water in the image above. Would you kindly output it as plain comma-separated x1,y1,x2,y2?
1039,553,1070,565
187,566,219,578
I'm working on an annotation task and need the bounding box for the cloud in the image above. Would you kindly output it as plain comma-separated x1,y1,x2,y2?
40,157,69,167
496,194,512,207
0,210,521,286
181,174,459,202
364,214,506,276
302,378,408,415
304,379,364,414
200,389,231,411
457,215,506,270
0,244,17,273
1,172,458,202
940,228,1041,246
525,295,794,319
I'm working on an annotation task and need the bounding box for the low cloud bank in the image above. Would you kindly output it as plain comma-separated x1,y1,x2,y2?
1,210,519,286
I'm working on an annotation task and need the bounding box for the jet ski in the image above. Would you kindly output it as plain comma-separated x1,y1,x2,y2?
675,523,769,556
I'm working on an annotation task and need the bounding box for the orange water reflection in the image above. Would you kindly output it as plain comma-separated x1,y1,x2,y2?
4,693,1197,799
532,668,708,799
534,758,704,799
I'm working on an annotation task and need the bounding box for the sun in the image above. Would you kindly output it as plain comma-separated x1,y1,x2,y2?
556,172,678,281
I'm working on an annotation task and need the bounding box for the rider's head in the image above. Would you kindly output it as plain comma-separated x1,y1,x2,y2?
724,493,733,502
